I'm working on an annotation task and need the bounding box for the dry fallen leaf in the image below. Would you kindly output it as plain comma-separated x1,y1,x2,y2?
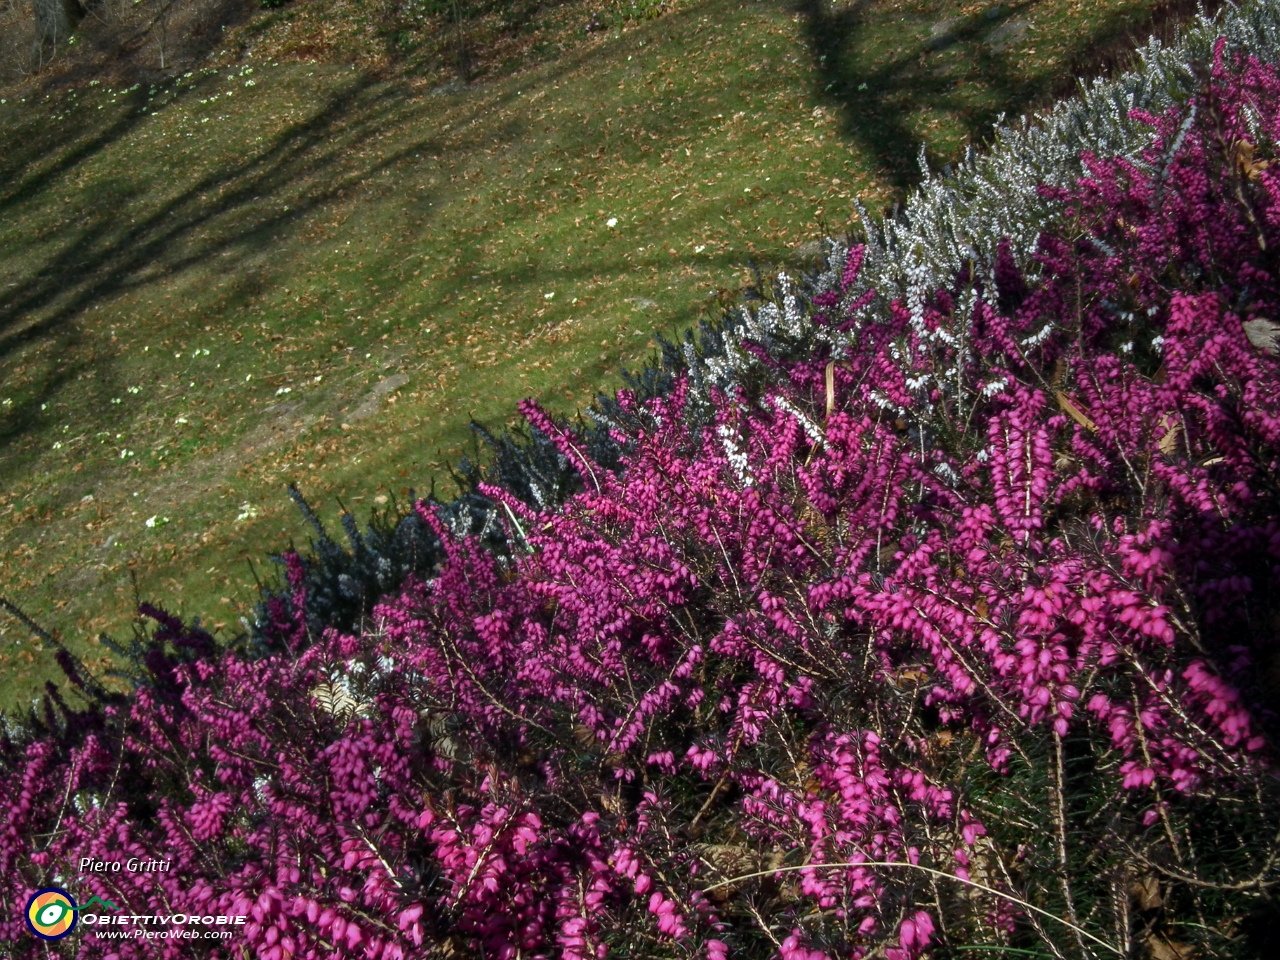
1145,933,1195,960
1243,317,1280,355
898,667,929,685
1234,139,1272,180
1130,874,1163,910
825,360,836,418
1056,391,1098,433
1157,415,1181,456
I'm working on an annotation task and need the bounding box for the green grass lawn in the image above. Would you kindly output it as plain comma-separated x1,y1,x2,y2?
0,0,1177,710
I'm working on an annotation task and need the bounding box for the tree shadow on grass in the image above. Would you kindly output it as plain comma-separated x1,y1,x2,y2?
794,0,1215,195
0,30,672,455
1,77,508,343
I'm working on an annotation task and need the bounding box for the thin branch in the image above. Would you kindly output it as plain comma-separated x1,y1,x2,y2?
702,860,1124,956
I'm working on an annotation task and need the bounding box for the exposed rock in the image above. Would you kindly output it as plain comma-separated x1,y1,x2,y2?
985,19,1029,53
927,18,961,50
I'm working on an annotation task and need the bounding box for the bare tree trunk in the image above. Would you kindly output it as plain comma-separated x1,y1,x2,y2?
157,0,168,69
450,0,469,82
31,0,82,67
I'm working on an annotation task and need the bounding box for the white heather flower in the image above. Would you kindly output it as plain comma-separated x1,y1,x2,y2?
771,395,825,446
1020,324,1053,347
717,423,753,487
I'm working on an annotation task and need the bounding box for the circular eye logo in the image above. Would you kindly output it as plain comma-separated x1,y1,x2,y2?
26,887,78,941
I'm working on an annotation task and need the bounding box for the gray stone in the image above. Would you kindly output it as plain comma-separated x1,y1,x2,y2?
429,80,469,97
985,19,1029,53
927,18,961,50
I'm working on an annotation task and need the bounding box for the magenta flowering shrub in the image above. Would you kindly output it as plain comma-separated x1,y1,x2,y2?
4,43,1280,960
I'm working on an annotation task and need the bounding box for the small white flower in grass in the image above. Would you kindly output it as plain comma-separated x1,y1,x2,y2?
275,387,292,395
175,416,188,425
120,449,134,459
694,245,706,253
245,374,252,381
544,291,555,300
52,441,62,450
606,218,618,227
236,503,259,522
145,515,157,527
128,386,141,394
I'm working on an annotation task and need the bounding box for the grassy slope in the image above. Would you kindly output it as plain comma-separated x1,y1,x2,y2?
0,0,1173,709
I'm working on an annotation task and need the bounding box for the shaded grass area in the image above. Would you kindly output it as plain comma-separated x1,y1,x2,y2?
0,0,1179,709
